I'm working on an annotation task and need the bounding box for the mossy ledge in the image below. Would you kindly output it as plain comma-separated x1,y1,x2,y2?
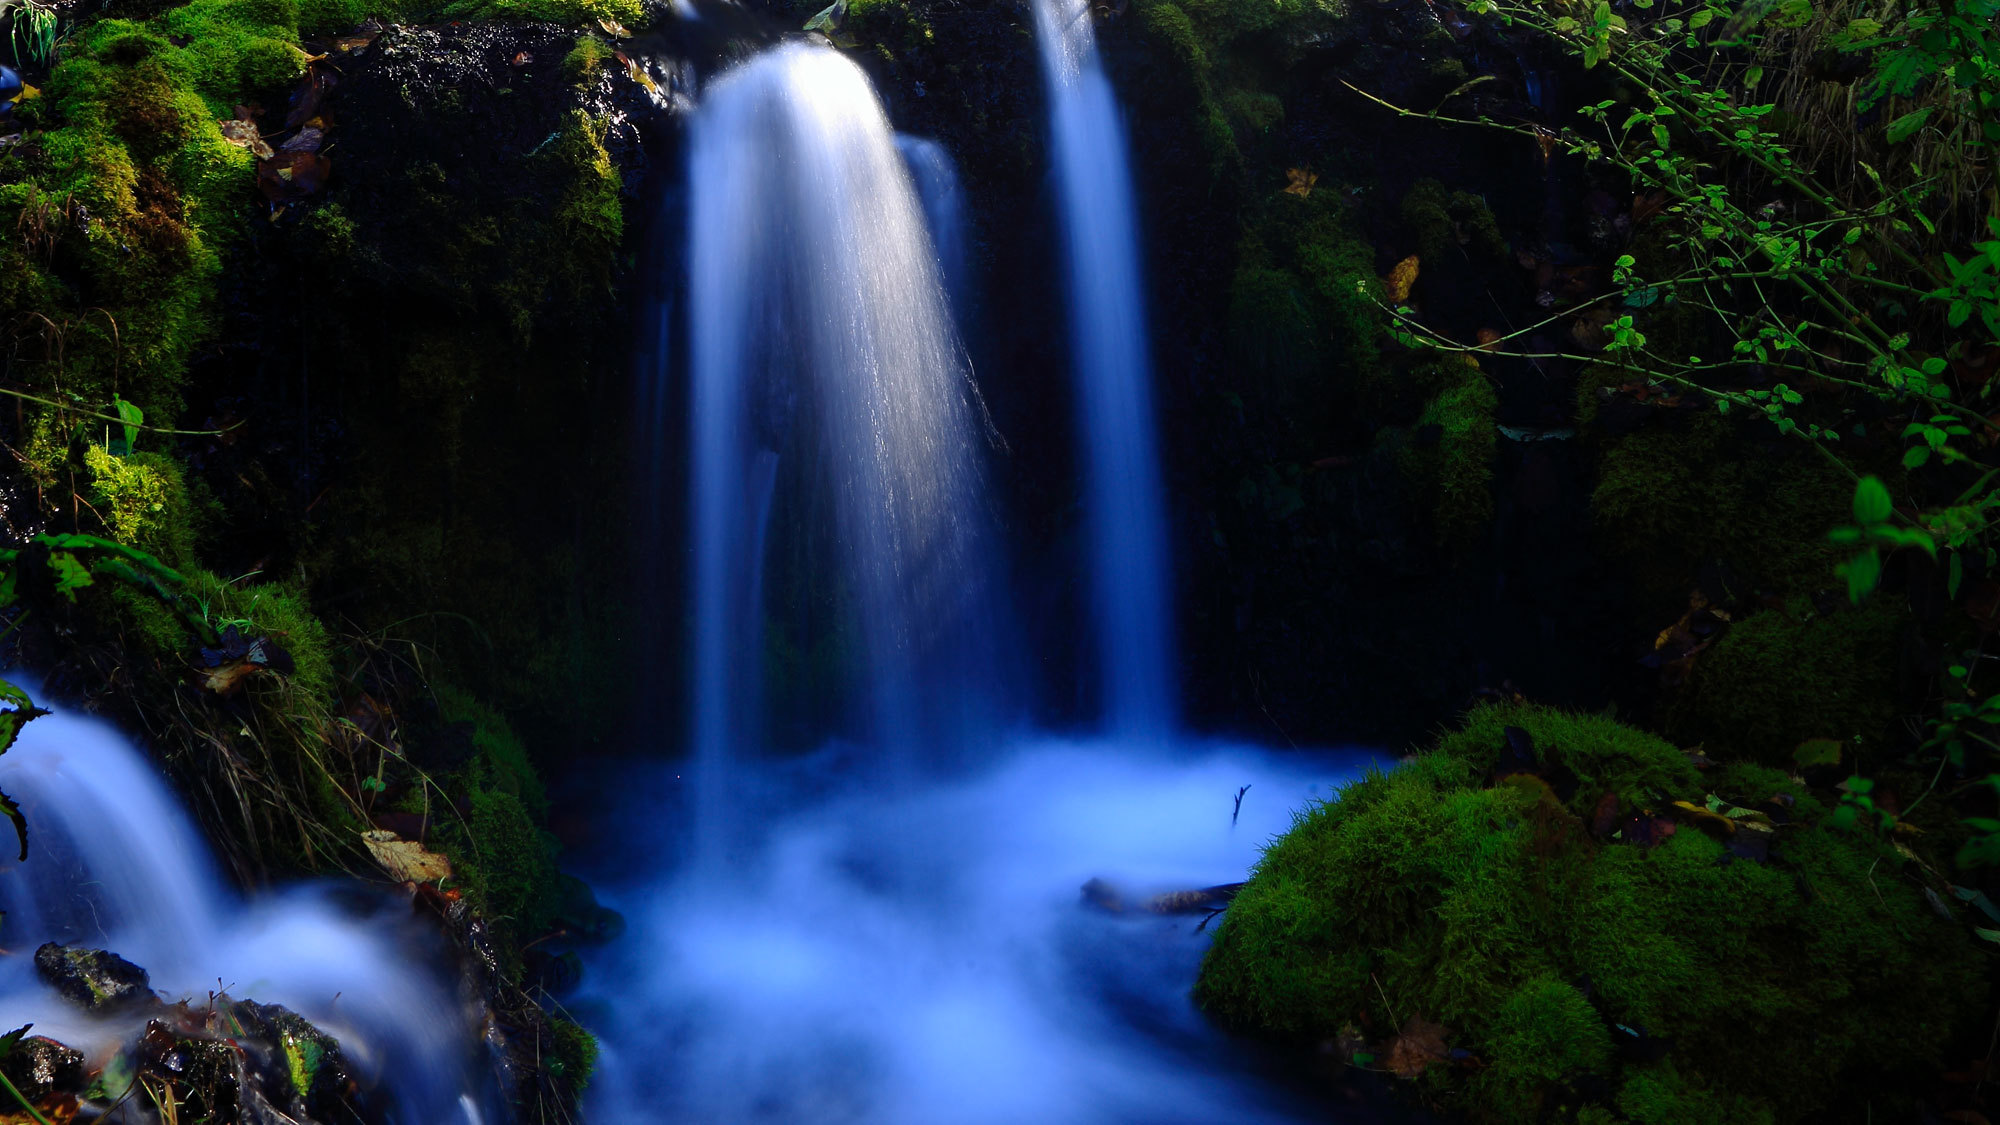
1196,703,1986,1124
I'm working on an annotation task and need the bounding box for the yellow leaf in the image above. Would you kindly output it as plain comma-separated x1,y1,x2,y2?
1385,255,1420,302
1283,167,1317,198
362,830,453,883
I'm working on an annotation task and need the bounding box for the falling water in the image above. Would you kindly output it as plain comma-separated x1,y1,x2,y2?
0,705,493,1122
1032,0,1177,738
683,42,1008,867
587,30,1385,1125
896,135,971,316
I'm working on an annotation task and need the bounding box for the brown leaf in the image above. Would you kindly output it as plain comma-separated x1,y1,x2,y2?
1384,1015,1450,1079
1283,167,1318,198
1531,125,1559,164
363,830,453,883
1475,327,1502,351
218,117,274,159
201,660,266,695
598,16,631,36
1384,255,1420,303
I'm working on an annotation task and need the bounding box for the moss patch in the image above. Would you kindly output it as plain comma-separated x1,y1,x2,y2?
1197,703,1985,1123
1672,596,1908,766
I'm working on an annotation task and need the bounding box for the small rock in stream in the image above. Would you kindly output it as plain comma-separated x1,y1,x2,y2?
0,1033,84,1101
33,943,154,1013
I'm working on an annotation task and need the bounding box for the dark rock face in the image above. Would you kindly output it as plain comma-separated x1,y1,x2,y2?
33,942,154,1014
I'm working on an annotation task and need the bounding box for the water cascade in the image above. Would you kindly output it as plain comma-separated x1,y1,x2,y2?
0,705,492,1122
682,43,1011,870
578,34,1383,1125
1032,0,1177,738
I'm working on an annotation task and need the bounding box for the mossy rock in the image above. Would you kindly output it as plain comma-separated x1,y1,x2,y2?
1197,703,1985,1124
1587,408,1852,601
1672,597,1908,767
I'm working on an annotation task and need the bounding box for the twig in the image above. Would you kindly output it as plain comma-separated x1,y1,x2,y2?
1231,785,1251,827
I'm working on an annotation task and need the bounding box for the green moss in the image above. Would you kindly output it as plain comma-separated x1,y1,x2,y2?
1672,597,1907,766
1394,363,1498,550
1479,977,1614,1099
563,35,615,85
549,1018,599,1093
1434,702,1702,816
185,570,337,702
423,685,563,966
1198,702,1984,1124
1588,409,1852,599
1229,187,1382,410
1398,178,1509,263
83,446,199,564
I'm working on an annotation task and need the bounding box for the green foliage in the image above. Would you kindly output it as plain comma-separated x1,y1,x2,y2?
1198,703,1987,1124
0,679,45,861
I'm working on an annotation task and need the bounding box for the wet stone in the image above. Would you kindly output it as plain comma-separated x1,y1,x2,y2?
32,943,153,1014
0,1034,84,1101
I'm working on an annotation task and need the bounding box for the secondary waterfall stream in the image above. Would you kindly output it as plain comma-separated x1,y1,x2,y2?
1032,0,1177,739
0,706,493,1123
581,28,1380,1125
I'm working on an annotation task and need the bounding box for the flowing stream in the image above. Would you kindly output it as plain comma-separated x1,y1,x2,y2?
0,706,493,1123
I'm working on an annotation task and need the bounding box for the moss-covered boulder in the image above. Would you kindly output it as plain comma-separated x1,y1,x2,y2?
1197,703,1985,1123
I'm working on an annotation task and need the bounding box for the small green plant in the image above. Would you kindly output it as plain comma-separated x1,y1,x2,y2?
2,0,57,68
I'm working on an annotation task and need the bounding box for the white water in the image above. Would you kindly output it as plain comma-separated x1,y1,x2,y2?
1033,0,1177,739
0,705,491,1123
592,23,1353,1125
682,44,1012,872
582,739,1377,1124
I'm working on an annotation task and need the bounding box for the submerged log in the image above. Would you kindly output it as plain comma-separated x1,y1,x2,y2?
1080,878,1245,915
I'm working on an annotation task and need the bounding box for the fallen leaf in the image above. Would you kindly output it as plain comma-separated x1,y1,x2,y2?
1384,255,1420,302
218,117,274,159
363,830,452,883
1384,1015,1450,1079
598,16,631,36
1284,167,1318,198
280,126,324,154
1476,327,1502,351
1670,799,1737,835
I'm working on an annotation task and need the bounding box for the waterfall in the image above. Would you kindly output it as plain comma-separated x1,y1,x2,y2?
896,135,972,318
0,704,492,1122
1031,0,1177,739
682,42,1009,867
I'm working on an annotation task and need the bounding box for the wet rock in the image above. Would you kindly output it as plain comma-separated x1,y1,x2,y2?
33,943,153,1014
0,1034,84,1101
124,1001,385,1125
